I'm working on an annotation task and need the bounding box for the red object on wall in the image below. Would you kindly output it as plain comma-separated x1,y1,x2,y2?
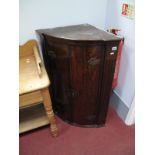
112,40,124,89
111,29,120,35
122,3,128,15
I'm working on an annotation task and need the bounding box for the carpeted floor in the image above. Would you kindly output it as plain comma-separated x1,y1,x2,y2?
19,107,135,155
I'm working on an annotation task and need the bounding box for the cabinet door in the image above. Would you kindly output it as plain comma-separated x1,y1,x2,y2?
70,45,104,125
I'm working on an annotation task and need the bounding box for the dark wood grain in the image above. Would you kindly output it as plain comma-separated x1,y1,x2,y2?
37,24,120,41
37,24,121,127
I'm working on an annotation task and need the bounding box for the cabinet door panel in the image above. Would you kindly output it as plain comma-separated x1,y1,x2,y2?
47,43,72,120
70,45,104,125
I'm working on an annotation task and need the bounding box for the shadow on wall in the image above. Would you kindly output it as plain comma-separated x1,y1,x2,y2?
115,42,129,93
115,38,135,105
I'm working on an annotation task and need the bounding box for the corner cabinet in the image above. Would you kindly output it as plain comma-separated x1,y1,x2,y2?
36,24,121,127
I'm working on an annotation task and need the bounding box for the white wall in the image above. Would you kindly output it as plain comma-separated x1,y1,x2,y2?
20,0,135,108
105,0,135,108
19,0,108,44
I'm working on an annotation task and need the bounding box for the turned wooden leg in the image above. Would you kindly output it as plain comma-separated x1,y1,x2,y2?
41,88,58,137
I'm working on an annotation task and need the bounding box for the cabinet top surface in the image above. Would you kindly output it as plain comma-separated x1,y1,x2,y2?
37,24,121,42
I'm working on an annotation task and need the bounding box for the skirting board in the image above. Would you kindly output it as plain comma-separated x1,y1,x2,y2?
110,90,129,122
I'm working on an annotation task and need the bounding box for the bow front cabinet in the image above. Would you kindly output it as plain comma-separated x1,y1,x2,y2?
37,24,121,127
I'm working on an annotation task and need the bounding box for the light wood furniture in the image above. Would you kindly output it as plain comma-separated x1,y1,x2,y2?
19,40,58,136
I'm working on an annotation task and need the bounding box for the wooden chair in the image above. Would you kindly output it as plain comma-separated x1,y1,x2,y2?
19,40,58,137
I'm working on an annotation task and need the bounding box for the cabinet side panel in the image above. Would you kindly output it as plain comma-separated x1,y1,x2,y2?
44,38,72,121
97,41,119,124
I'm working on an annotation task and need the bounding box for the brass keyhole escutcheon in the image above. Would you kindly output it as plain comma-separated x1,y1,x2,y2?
88,57,100,66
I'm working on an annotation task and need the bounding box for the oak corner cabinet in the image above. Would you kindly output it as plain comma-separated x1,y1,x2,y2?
36,24,122,127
